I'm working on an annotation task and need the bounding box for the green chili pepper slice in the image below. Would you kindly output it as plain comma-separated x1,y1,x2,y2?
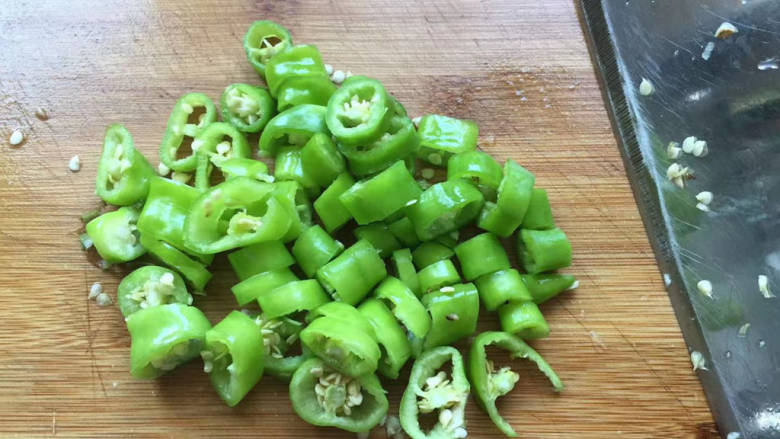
248,313,309,381
517,227,572,274
326,75,392,146
411,241,455,270
477,159,535,237
316,239,387,305
117,266,192,318
86,207,145,263
339,160,422,224
305,302,377,341
400,346,470,439
454,232,511,281
220,83,275,133
474,269,532,312
183,177,292,254
521,273,577,304
274,147,321,197
387,216,421,248
447,150,502,199
206,156,272,182
258,279,330,320
193,122,251,191
407,179,484,241
300,308,381,377
422,283,480,350
313,172,355,233
258,104,329,157
139,234,213,292
391,248,421,297
159,93,218,172
243,20,293,78
200,311,264,407
96,124,153,205
265,45,329,97
468,331,563,437
231,268,299,307
289,357,388,433
126,304,211,379
375,276,431,339
354,223,401,258
417,259,461,294
497,301,549,339
416,114,478,167
292,225,344,277
300,132,346,188
227,240,295,282
521,188,555,230
358,299,412,379
277,75,337,112
339,111,420,178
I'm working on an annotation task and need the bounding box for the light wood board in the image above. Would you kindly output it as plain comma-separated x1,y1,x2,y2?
0,0,718,437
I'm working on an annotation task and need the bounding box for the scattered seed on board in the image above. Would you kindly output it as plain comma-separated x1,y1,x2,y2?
759,274,773,298
68,155,81,172
697,280,713,299
89,282,103,299
681,136,697,154
691,140,708,157
690,351,708,371
9,129,25,146
696,191,713,205
96,292,113,307
35,108,50,121
715,22,738,39
638,78,654,96
331,70,346,84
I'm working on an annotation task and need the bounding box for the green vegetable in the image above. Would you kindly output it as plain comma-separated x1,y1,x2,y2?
126,304,211,379
517,228,572,274
86,207,145,263
447,150,502,199
231,268,299,307
274,147,320,197
477,159,535,237
265,45,329,97
201,311,265,407
227,240,295,282
273,180,313,242
243,20,293,78
339,160,422,225
289,357,388,433
421,283,479,350
300,132,345,187
354,222,401,258
139,234,213,292
387,216,421,248
258,104,328,157
400,346,470,439
474,269,532,311
96,124,153,205
416,114,478,166
454,232,511,281
277,76,337,112
326,75,392,146
316,239,387,305
521,188,555,230
468,331,562,437
257,279,330,319
192,122,251,191
159,93,218,172
521,273,577,304
391,248,421,296
498,301,549,339
411,241,454,270
206,156,272,182
375,276,431,340
313,172,355,233
417,259,461,294
358,299,412,379
292,225,344,277
250,314,309,381
407,179,484,241
117,266,192,317
220,83,275,133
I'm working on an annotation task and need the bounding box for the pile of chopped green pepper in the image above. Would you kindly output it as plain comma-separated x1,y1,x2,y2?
82,19,579,437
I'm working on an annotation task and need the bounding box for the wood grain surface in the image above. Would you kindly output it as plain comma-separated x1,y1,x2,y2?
0,0,719,437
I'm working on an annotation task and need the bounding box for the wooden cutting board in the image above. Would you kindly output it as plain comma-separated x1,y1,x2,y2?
0,0,719,437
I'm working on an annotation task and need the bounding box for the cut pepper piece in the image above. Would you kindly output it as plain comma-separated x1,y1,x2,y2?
497,301,550,339
521,188,555,230
117,266,192,318
265,45,329,97
86,207,145,263
313,173,354,233
139,234,213,292
289,357,388,433
192,122,251,191
468,331,563,437
248,314,309,381
400,346,470,439
447,150,502,199
387,216,421,248
274,147,321,197
477,159,535,237
454,232,511,281
316,239,387,305
339,160,422,225
126,304,211,379
201,311,265,407
391,248,421,297
474,269,532,311
258,279,330,319
326,75,392,146
411,241,455,270
517,227,572,274
417,259,461,294
220,83,275,133
96,124,153,205
228,240,295,282
339,110,419,178
277,75,337,112
183,177,292,254
416,114,478,166
374,276,431,340
243,20,293,78
258,104,329,157
422,283,479,350
358,299,412,379
300,308,381,377
231,268,299,307
292,225,344,277
354,223,401,258
407,179,484,241
273,180,313,242
521,273,577,304
300,132,345,188
159,93,217,172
